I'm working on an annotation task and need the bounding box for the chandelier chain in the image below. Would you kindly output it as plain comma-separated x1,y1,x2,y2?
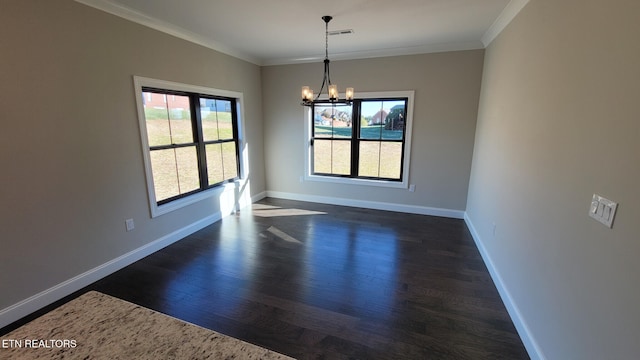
325,20,329,60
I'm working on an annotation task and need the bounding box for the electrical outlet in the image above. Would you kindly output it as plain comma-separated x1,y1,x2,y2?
125,218,135,232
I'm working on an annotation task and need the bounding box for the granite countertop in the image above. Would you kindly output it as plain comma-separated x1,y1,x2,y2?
1,291,295,360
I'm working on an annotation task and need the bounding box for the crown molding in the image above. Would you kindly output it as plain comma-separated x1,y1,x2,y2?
481,0,530,47
263,40,485,66
76,0,527,66
74,0,261,65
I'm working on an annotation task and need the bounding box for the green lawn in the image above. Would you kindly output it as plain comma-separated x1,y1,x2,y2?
313,125,403,178
313,139,402,179
314,125,403,140
144,110,237,202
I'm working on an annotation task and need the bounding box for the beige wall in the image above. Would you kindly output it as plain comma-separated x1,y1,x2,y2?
9,1,638,357
466,0,640,358
0,0,264,313
262,51,484,211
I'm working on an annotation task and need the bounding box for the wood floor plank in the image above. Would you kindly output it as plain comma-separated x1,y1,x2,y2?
1,198,529,359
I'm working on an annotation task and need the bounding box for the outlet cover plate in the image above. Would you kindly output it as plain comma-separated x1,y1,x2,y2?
125,218,135,232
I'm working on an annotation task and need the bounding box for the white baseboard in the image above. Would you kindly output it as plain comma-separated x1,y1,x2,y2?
0,212,222,329
463,213,546,360
251,191,267,203
265,191,465,219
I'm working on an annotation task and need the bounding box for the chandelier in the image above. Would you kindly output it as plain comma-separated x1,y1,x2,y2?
301,16,354,106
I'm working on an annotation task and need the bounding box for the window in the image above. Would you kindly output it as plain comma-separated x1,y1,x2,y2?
134,76,243,217
305,91,414,188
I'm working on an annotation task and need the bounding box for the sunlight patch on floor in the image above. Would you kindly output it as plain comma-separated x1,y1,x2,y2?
264,226,303,244
251,204,327,217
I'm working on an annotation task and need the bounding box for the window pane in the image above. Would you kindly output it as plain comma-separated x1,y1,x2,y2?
216,100,233,140
313,139,351,175
150,149,179,201
313,104,352,138
359,142,403,179
201,98,233,141
143,91,193,146
206,144,223,184
360,100,385,140
221,141,238,179
206,141,237,185
358,141,381,177
379,142,402,179
313,140,331,173
200,98,219,141
167,95,193,144
143,92,170,147
175,147,199,191
360,100,406,140
382,101,406,140
150,146,199,202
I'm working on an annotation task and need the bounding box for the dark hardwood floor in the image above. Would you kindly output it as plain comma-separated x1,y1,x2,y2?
2,198,529,359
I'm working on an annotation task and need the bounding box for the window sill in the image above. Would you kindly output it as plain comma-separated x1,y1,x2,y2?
304,174,408,189
151,181,238,218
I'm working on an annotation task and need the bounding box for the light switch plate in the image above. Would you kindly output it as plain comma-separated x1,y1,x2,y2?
588,194,617,228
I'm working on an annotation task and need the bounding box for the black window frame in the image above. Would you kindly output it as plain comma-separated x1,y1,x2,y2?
310,97,409,182
140,86,241,206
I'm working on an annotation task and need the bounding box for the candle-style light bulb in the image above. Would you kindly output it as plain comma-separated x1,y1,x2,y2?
328,85,338,100
345,87,354,101
301,86,310,101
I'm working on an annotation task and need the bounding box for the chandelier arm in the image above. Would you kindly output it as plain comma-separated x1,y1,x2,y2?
313,60,332,102
326,59,331,87
315,73,327,102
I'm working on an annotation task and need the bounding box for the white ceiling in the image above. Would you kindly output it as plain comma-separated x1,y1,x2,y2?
76,0,528,66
